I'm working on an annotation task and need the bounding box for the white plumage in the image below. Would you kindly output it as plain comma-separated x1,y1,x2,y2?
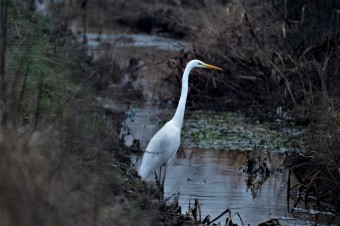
139,59,222,185
139,121,180,179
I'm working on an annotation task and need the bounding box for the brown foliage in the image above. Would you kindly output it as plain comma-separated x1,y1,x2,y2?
0,128,97,226
286,103,340,214
162,0,340,115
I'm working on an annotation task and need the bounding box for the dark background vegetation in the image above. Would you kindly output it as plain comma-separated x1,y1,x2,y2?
0,0,339,225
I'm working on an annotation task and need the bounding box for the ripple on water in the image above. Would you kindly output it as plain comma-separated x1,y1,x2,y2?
163,148,303,225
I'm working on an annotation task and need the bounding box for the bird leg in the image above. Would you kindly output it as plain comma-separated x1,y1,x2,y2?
161,165,167,190
159,166,162,185
153,168,162,189
154,170,160,188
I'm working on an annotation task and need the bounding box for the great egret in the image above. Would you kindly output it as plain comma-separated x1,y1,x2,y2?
139,59,222,187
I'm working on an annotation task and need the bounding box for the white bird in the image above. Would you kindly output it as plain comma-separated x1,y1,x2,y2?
139,59,222,187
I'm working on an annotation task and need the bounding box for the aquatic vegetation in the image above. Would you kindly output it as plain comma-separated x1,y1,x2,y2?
182,112,306,152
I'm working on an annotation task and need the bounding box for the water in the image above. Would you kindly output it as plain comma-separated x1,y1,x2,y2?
165,149,296,225
119,105,307,225
70,25,189,61
84,33,188,51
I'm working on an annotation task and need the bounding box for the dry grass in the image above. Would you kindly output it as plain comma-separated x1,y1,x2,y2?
285,102,340,217
168,0,340,113
0,127,96,225
0,101,158,225
0,2,161,225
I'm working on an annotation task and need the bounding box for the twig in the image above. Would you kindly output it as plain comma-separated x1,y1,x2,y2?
18,65,30,113
209,208,230,224
33,74,43,131
297,46,313,62
270,61,297,105
321,56,330,98
287,169,291,213
326,166,340,192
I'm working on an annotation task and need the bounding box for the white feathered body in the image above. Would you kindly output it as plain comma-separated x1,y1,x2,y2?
139,120,180,179
138,60,221,181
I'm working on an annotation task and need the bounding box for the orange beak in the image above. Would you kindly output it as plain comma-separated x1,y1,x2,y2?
203,63,223,71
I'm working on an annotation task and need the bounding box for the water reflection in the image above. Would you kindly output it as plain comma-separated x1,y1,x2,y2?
161,148,297,225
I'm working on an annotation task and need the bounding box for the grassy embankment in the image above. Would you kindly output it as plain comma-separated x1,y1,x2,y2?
0,2,159,225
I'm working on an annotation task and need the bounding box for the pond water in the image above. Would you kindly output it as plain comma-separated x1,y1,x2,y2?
84,33,188,51
119,105,308,225
164,149,294,225
74,31,189,61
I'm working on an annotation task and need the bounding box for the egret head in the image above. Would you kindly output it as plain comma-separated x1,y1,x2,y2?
189,59,223,71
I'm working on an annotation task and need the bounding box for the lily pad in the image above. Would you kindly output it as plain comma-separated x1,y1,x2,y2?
182,112,305,152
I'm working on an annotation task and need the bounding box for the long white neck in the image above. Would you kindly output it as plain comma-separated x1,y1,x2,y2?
172,65,193,129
